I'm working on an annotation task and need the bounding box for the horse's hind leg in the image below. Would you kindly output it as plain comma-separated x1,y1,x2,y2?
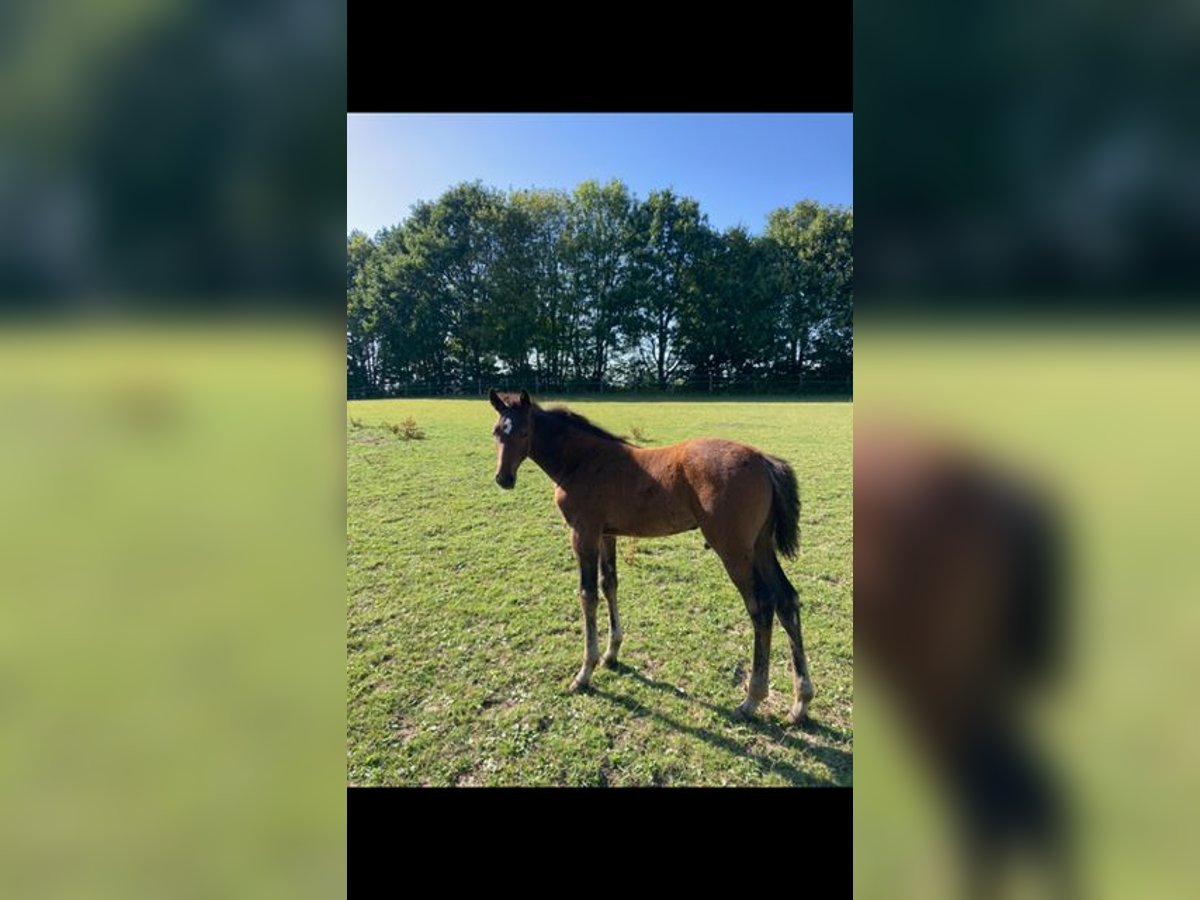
599,536,622,667
767,556,814,725
713,542,775,720
568,528,602,693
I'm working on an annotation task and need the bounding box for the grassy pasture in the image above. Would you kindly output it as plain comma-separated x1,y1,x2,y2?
347,397,852,786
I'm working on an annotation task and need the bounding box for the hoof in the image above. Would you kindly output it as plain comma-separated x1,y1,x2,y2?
786,702,809,726
568,673,592,693
731,701,758,722
601,652,620,669
787,682,814,724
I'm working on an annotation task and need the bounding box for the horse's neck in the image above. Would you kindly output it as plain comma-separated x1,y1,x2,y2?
530,412,615,486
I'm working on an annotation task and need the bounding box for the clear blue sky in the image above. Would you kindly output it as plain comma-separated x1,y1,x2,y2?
347,113,852,237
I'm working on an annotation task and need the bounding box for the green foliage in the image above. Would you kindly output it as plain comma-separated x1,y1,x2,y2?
347,181,853,397
347,398,853,786
766,202,854,385
627,189,710,388
369,418,427,440
629,425,654,444
395,417,425,440
564,180,637,385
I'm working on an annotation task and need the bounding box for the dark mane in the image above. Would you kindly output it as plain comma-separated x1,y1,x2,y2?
539,405,632,445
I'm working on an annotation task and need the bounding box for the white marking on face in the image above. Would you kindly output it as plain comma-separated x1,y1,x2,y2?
502,417,512,436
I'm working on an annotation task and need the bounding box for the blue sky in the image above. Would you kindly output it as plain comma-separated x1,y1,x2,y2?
347,113,852,237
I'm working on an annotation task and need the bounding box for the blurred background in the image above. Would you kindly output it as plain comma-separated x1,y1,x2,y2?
855,1,1200,897
856,0,1200,303
0,0,344,307
0,2,345,898
4,0,1200,894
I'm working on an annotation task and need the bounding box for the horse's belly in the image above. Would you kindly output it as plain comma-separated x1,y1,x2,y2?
604,500,697,538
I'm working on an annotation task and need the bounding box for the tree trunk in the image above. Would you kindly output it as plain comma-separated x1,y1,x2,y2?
798,328,807,392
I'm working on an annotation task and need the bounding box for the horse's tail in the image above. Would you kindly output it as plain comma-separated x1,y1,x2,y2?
763,454,801,560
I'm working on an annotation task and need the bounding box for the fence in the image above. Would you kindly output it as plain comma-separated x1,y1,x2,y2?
347,374,852,401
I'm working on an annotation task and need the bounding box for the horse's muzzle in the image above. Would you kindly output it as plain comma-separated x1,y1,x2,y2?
495,472,515,490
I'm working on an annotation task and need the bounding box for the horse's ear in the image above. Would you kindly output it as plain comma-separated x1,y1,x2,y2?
489,388,506,413
519,390,531,408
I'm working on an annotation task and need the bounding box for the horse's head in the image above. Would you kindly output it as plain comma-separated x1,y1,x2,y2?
488,388,533,489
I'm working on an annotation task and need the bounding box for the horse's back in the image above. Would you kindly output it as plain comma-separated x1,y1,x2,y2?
673,437,771,484
640,438,775,528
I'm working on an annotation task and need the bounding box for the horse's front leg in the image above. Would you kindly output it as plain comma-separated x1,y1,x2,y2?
568,528,602,692
600,535,622,667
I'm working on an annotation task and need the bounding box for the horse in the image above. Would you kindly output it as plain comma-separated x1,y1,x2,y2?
854,424,1069,897
487,388,813,724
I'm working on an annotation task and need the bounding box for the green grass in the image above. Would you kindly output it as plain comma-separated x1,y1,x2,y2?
347,397,852,786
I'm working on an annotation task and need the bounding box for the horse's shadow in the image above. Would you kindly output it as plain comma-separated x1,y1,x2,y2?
587,662,852,787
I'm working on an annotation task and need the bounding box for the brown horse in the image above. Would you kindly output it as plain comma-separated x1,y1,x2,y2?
488,389,813,724
855,424,1069,897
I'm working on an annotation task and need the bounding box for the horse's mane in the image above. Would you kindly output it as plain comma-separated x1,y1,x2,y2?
538,404,632,445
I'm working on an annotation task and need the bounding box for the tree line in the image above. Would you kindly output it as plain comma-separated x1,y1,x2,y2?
347,179,852,397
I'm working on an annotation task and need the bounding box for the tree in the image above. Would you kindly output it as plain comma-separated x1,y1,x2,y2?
677,227,786,392
508,189,571,391
629,189,710,389
766,201,853,390
562,180,637,388
346,230,378,397
399,182,506,390
347,182,852,396
485,193,543,383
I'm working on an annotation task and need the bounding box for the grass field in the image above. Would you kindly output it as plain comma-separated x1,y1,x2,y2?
854,326,1200,897
347,397,852,786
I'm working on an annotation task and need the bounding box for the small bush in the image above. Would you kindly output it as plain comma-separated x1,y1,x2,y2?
630,425,654,444
389,417,426,440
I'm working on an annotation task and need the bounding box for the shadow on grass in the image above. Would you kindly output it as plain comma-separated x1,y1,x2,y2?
589,662,852,787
